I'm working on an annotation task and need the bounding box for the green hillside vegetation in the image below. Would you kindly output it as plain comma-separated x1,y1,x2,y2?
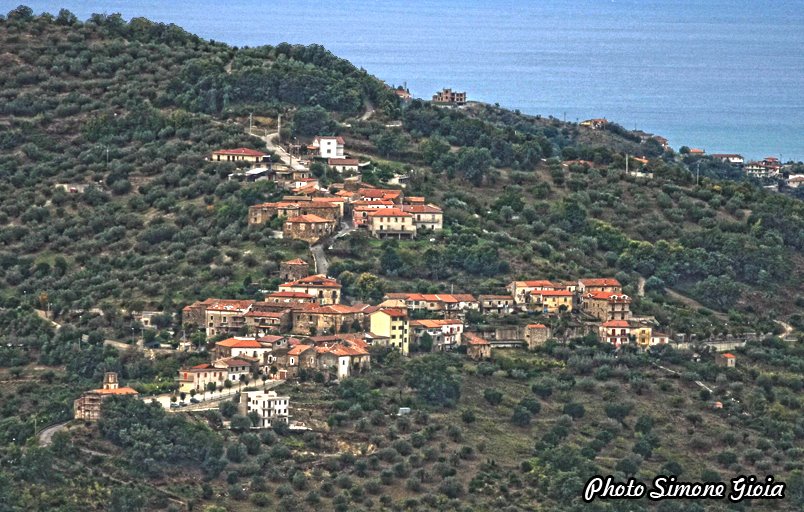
0,6,802,511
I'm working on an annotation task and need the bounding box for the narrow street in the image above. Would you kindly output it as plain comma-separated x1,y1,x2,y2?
311,220,355,276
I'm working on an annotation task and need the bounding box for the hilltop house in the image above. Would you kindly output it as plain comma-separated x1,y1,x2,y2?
716,353,737,368
711,154,744,166
290,303,364,336
279,275,342,305
580,118,608,129
309,136,345,159
369,308,410,355
432,88,466,105
507,280,559,309
744,157,781,179
211,147,267,164
199,299,254,337
74,373,138,421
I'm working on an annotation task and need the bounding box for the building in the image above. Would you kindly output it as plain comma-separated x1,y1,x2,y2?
358,187,403,203
369,308,410,355
710,154,744,166
534,290,574,313
178,363,228,394
580,118,609,129
352,200,395,228
383,293,479,318
279,275,342,305
688,148,705,156
211,148,267,164
290,303,365,336
74,373,138,421
238,390,290,428
280,258,310,282
309,136,345,159
328,158,359,173
651,332,670,346
524,323,550,350
478,294,515,315
410,319,464,351
744,157,781,179
464,333,491,361
715,353,737,368
507,280,559,309
314,339,371,379
432,88,466,105
401,204,443,231
203,299,254,337
244,309,292,336
283,214,336,243
367,208,417,239
264,291,316,305
214,337,272,362
577,278,622,294
582,291,632,321
633,326,653,350
599,320,631,348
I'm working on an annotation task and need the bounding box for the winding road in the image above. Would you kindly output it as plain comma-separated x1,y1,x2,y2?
38,421,70,447
311,220,355,276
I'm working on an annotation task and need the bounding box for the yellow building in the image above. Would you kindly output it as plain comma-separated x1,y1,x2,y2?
633,326,652,350
367,208,417,239
369,308,410,356
535,290,574,313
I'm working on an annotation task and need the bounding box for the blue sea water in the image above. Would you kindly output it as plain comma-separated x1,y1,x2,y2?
13,0,804,160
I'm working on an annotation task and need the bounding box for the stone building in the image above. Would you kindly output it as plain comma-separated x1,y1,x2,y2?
432,88,466,105
465,333,492,360
280,258,310,282
524,323,551,349
74,373,138,421
283,214,336,243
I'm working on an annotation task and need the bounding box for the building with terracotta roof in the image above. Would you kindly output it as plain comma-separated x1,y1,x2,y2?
577,278,622,294
280,258,310,282
358,187,403,204
244,309,292,336
478,294,516,315
211,147,267,163
249,200,340,225
309,136,345,159
368,208,416,238
506,280,560,309
383,293,479,319
715,352,737,368
582,291,632,321
464,332,491,360
711,154,744,166
524,323,551,349
74,372,138,421
410,319,464,351
328,158,359,173
533,290,575,313
290,303,365,336
283,214,336,243
369,308,410,355
599,320,632,347
264,290,316,305
401,204,443,231
279,275,342,305
199,299,254,337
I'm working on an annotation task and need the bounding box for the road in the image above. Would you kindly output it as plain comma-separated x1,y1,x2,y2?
258,130,307,171
38,421,70,447
775,320,795,339
311,220,355,276
34,309,61,330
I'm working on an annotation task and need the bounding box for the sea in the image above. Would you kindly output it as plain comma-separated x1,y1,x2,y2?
13,0,804,161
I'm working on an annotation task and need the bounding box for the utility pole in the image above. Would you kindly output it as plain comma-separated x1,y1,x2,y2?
249,112,253,135
106,147,109,168
277,114,282,142
696,161,700,186
625,154,629,174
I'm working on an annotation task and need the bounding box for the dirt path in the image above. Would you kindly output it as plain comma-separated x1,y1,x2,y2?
775,320,795,339
637,277,645,297
664,288,728,321
38,421,70,447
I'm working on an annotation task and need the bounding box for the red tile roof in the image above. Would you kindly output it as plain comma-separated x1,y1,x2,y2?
216,337,262,348
411,319,462,328
602,320,631,328
375,307,407,318
283,258,308,265
464,333,489,345
280,274,341,288
287,345,314,356
367,208,411,218
401,204,443,214
212,148,266,157
538,290,574,297
286,214,331,224
267,291,315,299
205,300,254,312
580,278,621,287
722,353,736,359
527,323,547,329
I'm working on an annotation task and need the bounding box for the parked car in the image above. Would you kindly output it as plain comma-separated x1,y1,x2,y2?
190,397,200,404
169,403,179,409
178,401,188,407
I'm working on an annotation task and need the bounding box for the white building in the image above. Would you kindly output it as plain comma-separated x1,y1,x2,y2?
311,136,345,159
239,390,290,428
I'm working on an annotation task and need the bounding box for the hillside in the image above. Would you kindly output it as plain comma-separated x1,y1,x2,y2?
0,6,802,512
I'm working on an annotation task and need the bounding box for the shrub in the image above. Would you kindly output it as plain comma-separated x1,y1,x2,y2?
519,398,541,414
511,407,532,427
563,402,585,419
439,477,464,499
484,388,503,405
461,409,476,423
